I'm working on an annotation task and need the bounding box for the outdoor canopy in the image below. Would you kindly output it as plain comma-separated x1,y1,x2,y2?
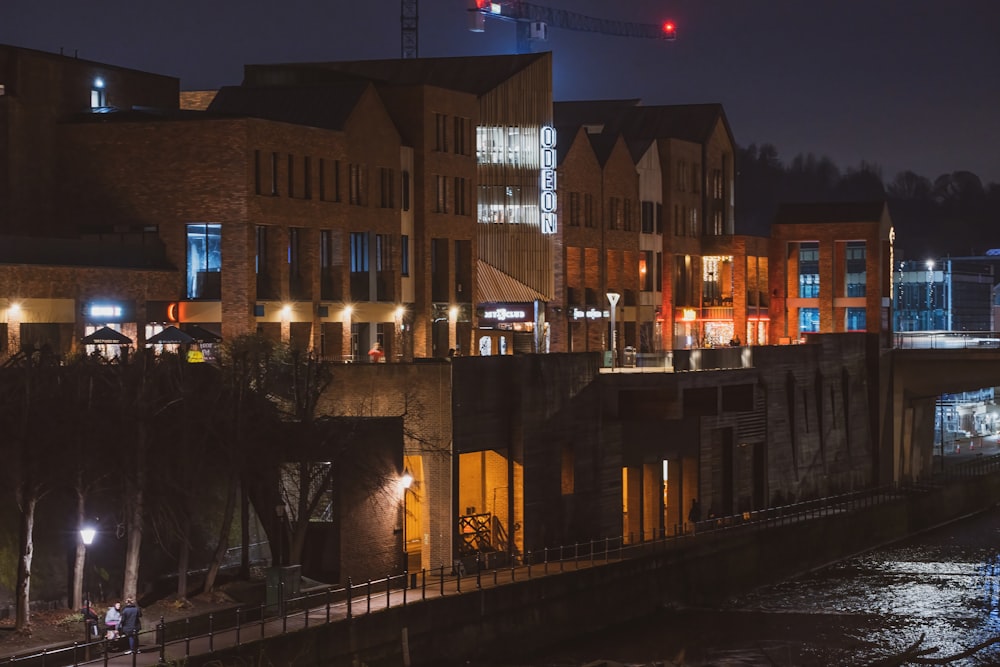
145,326,195,345
183,324,222,343
81,326,133,345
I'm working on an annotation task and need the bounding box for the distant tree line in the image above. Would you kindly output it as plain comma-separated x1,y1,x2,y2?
736,144,1000,261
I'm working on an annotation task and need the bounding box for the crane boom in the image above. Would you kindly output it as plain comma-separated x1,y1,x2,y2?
469,0,676,53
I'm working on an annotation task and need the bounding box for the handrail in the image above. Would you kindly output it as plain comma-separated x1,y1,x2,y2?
7,456,1000,666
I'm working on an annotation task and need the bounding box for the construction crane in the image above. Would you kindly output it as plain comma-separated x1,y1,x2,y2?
402,0,418,58
467,0,676,54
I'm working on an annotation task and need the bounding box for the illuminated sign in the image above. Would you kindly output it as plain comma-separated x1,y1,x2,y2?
481,307,528,322
89,304,122,318
682,308,697,321
571,307,609,320
540,126,557,234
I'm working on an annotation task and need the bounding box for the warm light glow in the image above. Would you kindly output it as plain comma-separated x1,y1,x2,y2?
343,304,353,318
80,526,96,546
280,303,292,319
662,21,676,37
639,258,648,275
400,469,414,490
395,306,406,321
449,306,458,320
8,302,20,315
682,308,698,322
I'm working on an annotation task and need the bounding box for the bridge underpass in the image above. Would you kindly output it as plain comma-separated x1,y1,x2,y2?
887,347,1000,484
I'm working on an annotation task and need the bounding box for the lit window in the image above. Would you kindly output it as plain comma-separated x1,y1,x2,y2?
186,223,222,299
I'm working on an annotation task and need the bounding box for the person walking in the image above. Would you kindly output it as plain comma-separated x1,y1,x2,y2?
367,341,384,363
118,597,142,654
688,498,702,532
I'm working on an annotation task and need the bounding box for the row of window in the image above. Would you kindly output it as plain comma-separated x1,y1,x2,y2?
675,160,701,193
435,113,473,156
799,307,866,333
434,175,471,215
253,151,411,211
187,223,413,300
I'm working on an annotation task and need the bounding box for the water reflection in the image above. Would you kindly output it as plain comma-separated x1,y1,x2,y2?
468,507,1000,666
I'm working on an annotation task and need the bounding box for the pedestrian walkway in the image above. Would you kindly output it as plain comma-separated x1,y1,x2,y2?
2,551,629,667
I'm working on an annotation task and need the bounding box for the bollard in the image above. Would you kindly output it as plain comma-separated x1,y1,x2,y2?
439,565,445,597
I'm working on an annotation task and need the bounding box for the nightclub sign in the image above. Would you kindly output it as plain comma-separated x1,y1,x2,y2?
479,305,532,323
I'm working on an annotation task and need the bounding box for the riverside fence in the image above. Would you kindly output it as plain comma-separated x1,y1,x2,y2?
7,454,1000,667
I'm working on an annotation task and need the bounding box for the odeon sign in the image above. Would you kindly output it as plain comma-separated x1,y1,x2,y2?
540,126,557,235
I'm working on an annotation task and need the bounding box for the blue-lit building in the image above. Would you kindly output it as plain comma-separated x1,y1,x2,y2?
893,259,994,332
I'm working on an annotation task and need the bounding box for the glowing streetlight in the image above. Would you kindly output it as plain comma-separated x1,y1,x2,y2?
606,292,620,368
401,468,414,574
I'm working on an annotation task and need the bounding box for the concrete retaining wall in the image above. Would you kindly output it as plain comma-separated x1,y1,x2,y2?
177,473,1000,667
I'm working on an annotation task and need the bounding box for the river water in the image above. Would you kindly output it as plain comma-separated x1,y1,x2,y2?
470,506,1000,666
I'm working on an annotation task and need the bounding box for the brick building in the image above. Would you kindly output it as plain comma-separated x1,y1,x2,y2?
240,53,556,358
768,201,893,347
553,100,770,354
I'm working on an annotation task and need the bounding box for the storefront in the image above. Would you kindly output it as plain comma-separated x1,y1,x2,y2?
476,303,536,356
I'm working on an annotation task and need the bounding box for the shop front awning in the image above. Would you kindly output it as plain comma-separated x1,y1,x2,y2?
82,326,133,345
476,260,548,304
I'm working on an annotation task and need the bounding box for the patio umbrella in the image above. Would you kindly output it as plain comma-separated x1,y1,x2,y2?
81,326,133,345
184,324,222,343
146,326,195,345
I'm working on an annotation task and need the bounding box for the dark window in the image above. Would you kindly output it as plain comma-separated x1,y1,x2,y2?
254,150,262,195
270,152,279,196
641,201,654,234
303,156,312,199
287,154,295,198
401,234,410,277
435,113,448,152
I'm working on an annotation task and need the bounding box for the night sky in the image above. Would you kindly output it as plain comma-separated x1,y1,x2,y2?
3,0,998,184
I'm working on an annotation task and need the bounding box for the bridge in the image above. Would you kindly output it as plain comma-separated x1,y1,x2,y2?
886,332,1000,485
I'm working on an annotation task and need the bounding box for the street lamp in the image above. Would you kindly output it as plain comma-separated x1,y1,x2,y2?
400,469,413,573
79,525,96,641
606,292,620,368
274,504,285,567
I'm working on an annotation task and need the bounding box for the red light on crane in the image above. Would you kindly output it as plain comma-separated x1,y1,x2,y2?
662,21,677,39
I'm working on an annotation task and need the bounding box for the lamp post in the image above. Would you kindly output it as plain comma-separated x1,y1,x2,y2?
274,504,285,567
400,469,413,573
606,292,620,368
79,525,96,641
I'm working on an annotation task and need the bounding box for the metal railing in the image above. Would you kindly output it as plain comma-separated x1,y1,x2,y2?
7,456,1000,667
